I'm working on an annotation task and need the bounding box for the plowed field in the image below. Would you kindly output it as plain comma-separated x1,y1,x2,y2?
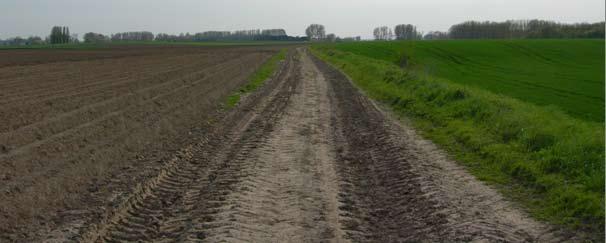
0,45,280,240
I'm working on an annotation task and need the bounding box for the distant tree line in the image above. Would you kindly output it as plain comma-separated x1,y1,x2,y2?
304,24,360,42
423,31,449,40
448,20,605,39
339,36,362,42
372,24,422,40
373,26,393,40
0,36,45,46
83,32,109,43
154,29,306,42
394,24,422,40
110,31,154,42
371,20,604,41
373,25,422,40
0,26,79,46
2,19,602,46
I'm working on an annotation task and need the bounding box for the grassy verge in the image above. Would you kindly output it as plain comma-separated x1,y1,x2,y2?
310,45,604,234
225,48,287,108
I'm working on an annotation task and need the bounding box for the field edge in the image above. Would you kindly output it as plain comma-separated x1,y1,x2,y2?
309,45,605,238
225,48,288,108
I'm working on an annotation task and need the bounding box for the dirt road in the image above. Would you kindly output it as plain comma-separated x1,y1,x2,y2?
43,48,561,242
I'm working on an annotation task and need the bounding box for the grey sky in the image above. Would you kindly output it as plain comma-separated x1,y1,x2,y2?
1,0,604,39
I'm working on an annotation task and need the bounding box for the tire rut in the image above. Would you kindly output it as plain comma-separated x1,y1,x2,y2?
201,49,345,242
64,47,560,242
310,51,559,242
78,49,300,242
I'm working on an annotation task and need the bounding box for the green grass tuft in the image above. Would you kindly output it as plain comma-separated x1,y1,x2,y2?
311,42,604,234
225,48,287,108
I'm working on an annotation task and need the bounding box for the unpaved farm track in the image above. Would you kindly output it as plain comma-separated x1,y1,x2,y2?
5,47,566,242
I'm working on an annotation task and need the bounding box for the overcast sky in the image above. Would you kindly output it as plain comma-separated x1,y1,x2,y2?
1,0,604,39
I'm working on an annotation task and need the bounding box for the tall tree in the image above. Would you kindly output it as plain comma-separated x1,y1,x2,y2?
326,33,337,42
50,26,70,44
395,24,421,40
305,24,326,41
373,26,393,40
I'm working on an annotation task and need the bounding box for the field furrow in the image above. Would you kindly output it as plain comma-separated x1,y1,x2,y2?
0,46,281,241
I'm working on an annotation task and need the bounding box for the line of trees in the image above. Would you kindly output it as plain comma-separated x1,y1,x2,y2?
2,19,603,46
423,31,449,40
340,36,362,42
373,20,604,41
448,20,605,39
394,24,422,40
305,24,360,42
0,36,45,46
0,26,308,46
373,26,393,40
1,26,78,46
83,32,110,43
110,31,154,42
154,29,305,42
373,25,422,40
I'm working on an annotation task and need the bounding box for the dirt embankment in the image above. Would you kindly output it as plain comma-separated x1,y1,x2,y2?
3,47,568,242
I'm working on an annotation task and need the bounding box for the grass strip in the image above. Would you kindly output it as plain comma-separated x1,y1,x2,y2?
225,48,287,108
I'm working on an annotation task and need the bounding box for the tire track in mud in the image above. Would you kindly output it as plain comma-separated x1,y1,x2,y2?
201,49,345,242
62,47,560,242
77,50,300,242
309,51,559,242
314,53,449,241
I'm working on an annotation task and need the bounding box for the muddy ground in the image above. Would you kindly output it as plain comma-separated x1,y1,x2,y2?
2,47,572,242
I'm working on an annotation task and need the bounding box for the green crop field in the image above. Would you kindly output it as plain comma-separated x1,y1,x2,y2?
325,39,605,121
312,39,605,232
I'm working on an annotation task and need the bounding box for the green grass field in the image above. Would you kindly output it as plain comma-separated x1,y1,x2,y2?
327,40,605,121
311,40,604,234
